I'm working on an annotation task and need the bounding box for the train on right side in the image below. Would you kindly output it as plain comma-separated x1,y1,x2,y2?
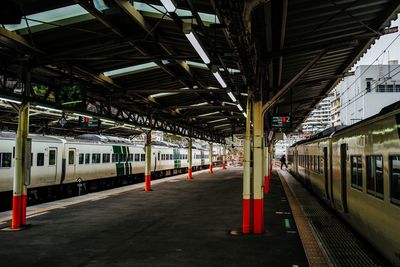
287,101,400,267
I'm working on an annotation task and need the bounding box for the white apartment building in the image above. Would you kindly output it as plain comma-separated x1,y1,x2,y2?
338,61,400,126
301,95,333,134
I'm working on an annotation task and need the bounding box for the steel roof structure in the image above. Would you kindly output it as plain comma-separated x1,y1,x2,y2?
0,0,399,141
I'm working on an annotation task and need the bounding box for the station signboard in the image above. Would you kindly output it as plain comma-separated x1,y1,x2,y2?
271,115,291,128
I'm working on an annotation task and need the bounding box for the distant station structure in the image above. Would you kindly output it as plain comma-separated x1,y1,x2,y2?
0,0,400,238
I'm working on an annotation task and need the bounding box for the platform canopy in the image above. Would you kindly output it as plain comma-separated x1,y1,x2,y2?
0,0,399,139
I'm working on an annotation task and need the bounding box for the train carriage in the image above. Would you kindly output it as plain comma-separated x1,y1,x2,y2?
0,133,214,210
287,102,400,266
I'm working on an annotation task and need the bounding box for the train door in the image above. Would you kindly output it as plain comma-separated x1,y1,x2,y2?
48,147,58,182
66,148,77,181
340,143,348,212
323,147,329,200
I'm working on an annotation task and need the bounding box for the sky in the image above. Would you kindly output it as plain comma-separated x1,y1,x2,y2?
352,14,400,69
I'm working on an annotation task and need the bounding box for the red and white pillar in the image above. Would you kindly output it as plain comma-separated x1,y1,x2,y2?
187,138,193,179
252,99,264,234
11,102,30,229
222,144,227,170
242,95,252,234
144,132,152,191
209,142,213,173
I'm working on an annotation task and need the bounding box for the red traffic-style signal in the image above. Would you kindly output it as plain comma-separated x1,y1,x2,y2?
282,116,287,123
84,117,89,123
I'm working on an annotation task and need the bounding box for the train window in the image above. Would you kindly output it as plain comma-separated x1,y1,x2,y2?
49,150,56,166
141,154,145,161
37,153,45,166
31,153,33,167
102,153,110,163
78,153,84,164
68,150,75,165
85,153,90,164
320,156,324,174
389,155,400,205
158,153,160,161
0,153,12,168
170,154,173,160
366,156,384,198
351,156,363,190
134,153,140,162
128,154,133,162
92,153,101,164
120,154,127,162
314,156,318,171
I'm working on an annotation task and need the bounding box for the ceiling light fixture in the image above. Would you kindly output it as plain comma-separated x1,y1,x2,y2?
227,91,237,102
211,65,227,88
183,24,211,64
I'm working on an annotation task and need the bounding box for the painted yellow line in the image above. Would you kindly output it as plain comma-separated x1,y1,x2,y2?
277,170,331,267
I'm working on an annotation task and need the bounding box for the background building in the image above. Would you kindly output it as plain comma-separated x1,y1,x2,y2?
301,95,333,134
337,61,400,126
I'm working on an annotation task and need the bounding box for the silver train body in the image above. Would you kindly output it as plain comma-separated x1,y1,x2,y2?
287,104,400,267
0,133,215,204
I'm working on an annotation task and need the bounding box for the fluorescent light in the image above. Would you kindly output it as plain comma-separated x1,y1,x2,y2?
149,92,178,98
214,123,230,128
160,0,177,12
104,62,159,77
0,97,21,104
198,111,219,117
208,118,228,123
101,118,115,124
227,91,237,102
190,102,208,107
237,104,243,112
36,105,62,112
73,113,93,119
243,112,247,118
185,32,211,64
212,70,227,88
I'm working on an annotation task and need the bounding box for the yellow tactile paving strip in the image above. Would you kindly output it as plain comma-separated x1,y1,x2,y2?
278,170,331,267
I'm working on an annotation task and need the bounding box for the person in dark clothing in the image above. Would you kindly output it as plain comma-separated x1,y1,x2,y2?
280,155,288,169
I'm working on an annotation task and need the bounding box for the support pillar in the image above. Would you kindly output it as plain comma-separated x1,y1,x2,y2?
11,102,30,229
242,96,252,234
222,144,227,170
144,132,152,191
187,138,193,179
209,142,213,173
252,99,264,234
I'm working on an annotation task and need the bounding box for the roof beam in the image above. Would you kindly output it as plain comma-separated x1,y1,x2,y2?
263,49,327,112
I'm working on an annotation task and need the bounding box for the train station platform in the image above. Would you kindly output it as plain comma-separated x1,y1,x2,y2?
0,167,387,267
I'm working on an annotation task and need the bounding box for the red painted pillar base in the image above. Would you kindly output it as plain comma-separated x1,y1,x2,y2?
144,174,151,191
187,168,193,180
11,195,22,229
242,198,251,234
253,198,264,234
209,164,213,173
21,195,27,225
264,176,270,193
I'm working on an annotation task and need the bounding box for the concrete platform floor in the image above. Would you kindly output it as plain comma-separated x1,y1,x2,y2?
0,168,308,267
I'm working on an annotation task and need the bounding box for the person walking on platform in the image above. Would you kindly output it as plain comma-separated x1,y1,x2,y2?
280,155,288,169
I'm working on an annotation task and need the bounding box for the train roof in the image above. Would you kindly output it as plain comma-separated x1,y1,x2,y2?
0,131,63,142
292,100,400,147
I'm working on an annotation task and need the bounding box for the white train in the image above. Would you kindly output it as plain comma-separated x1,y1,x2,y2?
287,102,400,267
0,132,216,210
